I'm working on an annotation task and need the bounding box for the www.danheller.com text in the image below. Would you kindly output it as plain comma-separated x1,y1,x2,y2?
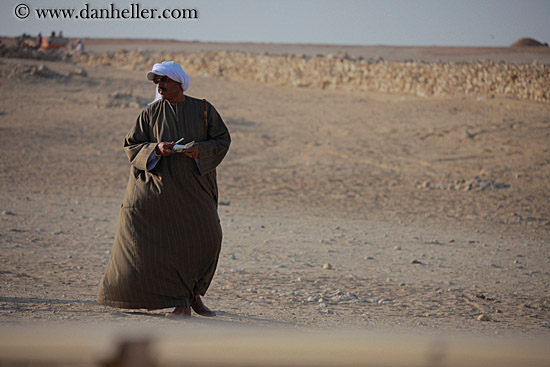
34,3,199,20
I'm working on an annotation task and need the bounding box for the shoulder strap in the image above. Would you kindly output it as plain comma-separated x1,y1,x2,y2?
202,99,208,128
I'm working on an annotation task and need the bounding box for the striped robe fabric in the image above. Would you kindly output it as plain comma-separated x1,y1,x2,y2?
97,96,230,309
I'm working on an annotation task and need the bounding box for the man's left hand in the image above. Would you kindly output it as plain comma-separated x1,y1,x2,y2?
184,146,199,159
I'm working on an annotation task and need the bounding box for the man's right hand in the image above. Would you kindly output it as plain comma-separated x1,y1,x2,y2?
155,142,177,156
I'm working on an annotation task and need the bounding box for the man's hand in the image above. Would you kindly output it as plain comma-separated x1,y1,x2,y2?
155,142,177,156
183,146,199,159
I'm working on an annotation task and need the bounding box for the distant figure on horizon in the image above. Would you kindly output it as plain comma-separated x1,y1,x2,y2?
32,33,42,49
75,39,85,52
97,61,231,319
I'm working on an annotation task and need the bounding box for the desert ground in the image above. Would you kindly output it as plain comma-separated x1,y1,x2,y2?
0,39,549,365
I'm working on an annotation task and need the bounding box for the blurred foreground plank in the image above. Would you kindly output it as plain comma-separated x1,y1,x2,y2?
0,324,548,367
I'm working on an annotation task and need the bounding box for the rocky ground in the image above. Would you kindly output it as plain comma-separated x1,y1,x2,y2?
0,41,549,365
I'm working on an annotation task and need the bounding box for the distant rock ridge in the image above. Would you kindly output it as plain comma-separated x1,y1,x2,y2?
1,42,548,103
510,38,548,48
74,50,550,103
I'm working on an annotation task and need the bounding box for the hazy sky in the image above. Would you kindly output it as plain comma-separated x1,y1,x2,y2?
1,0,549,46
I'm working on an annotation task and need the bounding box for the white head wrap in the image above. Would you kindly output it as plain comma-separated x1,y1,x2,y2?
146,61,190,103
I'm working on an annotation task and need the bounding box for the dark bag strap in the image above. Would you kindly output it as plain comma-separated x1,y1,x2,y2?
202,99,208,128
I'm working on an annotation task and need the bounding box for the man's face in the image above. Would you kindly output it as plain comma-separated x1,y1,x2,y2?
154,75,182,101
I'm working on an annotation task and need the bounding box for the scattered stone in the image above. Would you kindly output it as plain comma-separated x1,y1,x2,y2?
219,200,231,206
477,314,490,322
2,210,16,216
411,259,424,265
420,181,433,189
425,240,442,245
68,67,87,77
7,64,66,80
420,177,510,191
323,263,333,270
394,246,401,251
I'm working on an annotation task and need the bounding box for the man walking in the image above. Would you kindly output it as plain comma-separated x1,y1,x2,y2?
98,61,231,318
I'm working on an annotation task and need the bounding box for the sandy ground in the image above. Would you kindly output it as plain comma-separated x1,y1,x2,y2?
0,40,549,360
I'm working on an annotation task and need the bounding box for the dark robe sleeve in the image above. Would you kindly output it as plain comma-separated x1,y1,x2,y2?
124,108,158,171
195,102,231,176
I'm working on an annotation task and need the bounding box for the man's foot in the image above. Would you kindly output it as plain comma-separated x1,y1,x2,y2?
165,306,191,318
191,295,216,317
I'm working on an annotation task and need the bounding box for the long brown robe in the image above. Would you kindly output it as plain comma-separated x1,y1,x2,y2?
97,96,230,309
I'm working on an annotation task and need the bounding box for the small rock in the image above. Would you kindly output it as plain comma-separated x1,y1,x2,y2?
477,314,490,322
421,181,432,189
219,200,231,206
69,68,88,77
323,263,333,270
411,259,423,265
2,210,16,216
394,246,401,251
